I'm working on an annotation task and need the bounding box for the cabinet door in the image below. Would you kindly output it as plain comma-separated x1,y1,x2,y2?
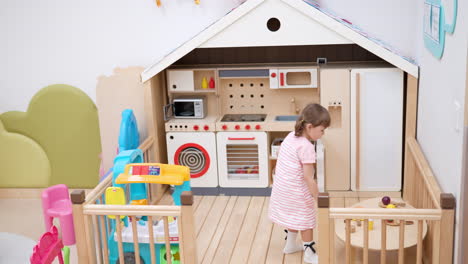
167,70,195,92
351,68,403,191
320,69,351,191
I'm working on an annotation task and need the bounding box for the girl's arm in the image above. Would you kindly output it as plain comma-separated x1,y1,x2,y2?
303,164,319,202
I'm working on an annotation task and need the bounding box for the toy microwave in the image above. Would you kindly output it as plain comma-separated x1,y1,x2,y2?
164,96,206,120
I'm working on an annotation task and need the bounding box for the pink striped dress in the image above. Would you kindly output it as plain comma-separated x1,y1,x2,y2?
269,132,317,230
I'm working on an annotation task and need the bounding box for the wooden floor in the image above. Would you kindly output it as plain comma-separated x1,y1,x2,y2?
180,195,361,264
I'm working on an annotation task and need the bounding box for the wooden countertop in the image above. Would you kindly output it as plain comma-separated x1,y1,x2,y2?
165,114,298,132
264,114,297,131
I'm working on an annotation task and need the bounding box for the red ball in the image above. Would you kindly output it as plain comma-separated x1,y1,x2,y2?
382,196,391,205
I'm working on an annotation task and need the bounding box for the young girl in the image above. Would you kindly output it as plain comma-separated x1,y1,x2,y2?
269,103,330,264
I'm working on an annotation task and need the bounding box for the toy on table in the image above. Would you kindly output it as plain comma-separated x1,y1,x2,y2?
378,196,413,226
378,196,406,208
30,226,70,264
106,162,190,263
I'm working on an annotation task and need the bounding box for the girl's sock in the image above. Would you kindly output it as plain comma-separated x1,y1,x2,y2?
303,240,318,264
283,230,303,254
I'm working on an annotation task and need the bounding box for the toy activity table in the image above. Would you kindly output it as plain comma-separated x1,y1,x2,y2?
334,197,428,263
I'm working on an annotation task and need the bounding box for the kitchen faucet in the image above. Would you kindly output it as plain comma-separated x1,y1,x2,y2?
291,97,300,114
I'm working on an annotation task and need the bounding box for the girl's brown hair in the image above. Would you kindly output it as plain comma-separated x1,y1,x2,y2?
294,103,331,136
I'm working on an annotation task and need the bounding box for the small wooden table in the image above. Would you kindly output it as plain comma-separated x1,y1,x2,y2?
334,197,428,262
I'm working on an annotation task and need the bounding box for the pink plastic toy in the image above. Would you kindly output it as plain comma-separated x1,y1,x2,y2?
41,184,75,245
30,226,65,264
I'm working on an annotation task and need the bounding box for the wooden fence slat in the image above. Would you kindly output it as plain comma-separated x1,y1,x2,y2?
85,215,98,264
399,220,405,264
417,220,423,264
92,215,103,263
163,216,172,264
115,216,124,264
345,219,351,264
148,216,156,264
363,220,368,264
381,219,386,264
99,215,109,264
432,220,441,264
330,219,335,264
131,216,141,264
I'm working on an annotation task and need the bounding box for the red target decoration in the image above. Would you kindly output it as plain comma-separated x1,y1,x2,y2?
174,143,210,178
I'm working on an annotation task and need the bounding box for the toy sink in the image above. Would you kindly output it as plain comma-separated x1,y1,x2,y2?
274,115,299,121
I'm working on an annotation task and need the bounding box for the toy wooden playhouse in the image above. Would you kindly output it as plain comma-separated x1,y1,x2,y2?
72,0,456,263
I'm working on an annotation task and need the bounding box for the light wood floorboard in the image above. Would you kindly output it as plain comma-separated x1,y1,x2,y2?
230,196,265,264
211,196,251,264
247,197,273,264
196,196,231,262
193,195,361,264
200,196,238,264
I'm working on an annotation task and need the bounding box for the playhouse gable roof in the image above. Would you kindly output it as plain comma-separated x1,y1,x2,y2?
141,0,418,82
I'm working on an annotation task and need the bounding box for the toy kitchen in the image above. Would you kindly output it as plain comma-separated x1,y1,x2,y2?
162,63,404,196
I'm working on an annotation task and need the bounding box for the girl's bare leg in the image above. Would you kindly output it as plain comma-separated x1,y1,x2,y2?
301,229,313,242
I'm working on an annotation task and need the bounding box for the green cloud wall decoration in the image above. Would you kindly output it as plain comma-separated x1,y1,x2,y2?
0,84,101,188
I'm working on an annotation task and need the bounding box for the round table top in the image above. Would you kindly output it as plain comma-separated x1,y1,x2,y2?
0,232,36,263
334,197,428,251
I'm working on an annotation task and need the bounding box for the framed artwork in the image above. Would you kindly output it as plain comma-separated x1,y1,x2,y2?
424,0,457,59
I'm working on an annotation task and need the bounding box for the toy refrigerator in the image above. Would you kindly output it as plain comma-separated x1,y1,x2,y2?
350,68,404,191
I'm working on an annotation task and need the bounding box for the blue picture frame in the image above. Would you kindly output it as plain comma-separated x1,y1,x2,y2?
423,0,457,59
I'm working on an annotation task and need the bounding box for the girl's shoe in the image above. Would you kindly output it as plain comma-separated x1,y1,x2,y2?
303,241,318,264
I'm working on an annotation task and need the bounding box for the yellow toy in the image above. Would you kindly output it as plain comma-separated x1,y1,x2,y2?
116,163,190,185
116,163,191,206
386,204,396,209
105,187,126,219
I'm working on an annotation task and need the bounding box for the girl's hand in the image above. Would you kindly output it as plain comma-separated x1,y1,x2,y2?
303,164,319,202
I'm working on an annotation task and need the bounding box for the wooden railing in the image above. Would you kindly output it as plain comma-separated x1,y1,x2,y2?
71,177,197,264
318,138,455,264
139,136,155,163
403,138,455,264
70,136,196,264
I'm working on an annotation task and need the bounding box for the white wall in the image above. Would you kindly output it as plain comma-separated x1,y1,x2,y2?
2,0,467,258
415,1,467,261
317,0,419,62
0,0,242,113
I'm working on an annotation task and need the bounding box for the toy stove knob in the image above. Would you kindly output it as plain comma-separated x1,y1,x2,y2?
203,125,209,131
235,125,240,130
271,72,277,78
245,125,251,130
222,125,228,130
255,125,261,130
193,125,199,131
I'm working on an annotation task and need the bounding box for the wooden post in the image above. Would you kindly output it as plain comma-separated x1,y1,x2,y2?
180,191,197,264
403,74,418,202
318,193,330,264
363,220,369,264
345,219,351,264
71,190,92,264
381,219,387,264
439,193,455,264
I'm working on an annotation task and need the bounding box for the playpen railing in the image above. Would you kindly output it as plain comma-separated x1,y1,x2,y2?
139,136,154,163
318,197,441,264
318,137,455,264
71,184,197,264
